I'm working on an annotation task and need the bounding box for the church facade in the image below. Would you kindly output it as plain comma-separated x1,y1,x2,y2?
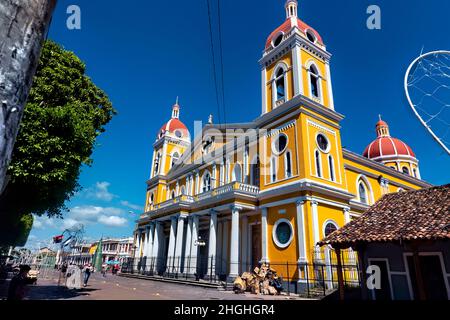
132,1,432,283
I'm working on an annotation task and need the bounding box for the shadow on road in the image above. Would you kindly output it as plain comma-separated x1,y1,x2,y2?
26,285,99,300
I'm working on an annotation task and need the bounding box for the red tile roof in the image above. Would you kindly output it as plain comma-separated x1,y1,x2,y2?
319,184,450,248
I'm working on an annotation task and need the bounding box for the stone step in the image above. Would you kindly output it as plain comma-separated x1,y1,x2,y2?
119,273,223,289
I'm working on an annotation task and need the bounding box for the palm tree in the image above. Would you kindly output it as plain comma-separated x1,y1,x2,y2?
0,0,57,194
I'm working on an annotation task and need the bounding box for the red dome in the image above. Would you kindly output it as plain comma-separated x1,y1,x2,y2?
265,18,323,50
158,118,189,139
363,137,416,159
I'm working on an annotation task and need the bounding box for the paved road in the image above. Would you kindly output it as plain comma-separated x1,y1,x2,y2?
1,272,306,300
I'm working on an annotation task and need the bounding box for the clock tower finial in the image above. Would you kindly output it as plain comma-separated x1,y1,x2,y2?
172,97,180,119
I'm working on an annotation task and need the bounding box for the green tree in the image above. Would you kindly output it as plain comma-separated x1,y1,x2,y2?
0,40,116,246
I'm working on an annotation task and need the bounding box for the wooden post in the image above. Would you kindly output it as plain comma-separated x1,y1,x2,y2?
335,248,345,300
356,245,369,300
412,249,426,300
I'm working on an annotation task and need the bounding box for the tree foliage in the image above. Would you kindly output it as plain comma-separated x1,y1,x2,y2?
0,40,116,245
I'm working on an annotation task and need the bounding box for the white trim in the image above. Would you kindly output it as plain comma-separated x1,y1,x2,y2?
306,60,324,104
322,219,339,238
325,61,334,110
261,67,267,114
403,251,450,300
315,132,331,153
271,132,289,155
367,258,395,300
272,218,294,249
356,174,374,205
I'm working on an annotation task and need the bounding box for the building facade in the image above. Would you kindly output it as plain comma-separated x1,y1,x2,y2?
133,1,432,283
68,237,133,265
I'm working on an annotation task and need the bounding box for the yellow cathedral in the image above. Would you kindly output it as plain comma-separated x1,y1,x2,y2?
132,0,431,289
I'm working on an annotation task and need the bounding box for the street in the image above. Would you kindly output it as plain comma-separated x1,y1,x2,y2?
0,272,306,300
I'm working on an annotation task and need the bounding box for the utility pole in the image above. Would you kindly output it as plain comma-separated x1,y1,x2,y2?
0,0,58,194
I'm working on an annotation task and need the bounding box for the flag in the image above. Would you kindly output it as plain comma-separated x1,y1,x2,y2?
92,238,103,271
53,235,63,243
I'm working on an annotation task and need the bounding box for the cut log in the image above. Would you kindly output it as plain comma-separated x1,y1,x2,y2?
233,276,246,294
268,286,278,295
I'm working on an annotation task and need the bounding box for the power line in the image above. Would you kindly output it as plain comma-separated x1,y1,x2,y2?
217,0,227,127
206,0,222,126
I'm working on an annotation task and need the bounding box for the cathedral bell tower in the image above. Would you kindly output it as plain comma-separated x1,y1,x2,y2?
260,0,335,114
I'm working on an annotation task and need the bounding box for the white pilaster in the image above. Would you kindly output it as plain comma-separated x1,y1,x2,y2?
261,67,267,114
311,200,321,261
208,210,218,274
229,205,241,278
343,207,351,224
325,62,334,110
261,208,269,263
296,201,307,263
292,45,304,96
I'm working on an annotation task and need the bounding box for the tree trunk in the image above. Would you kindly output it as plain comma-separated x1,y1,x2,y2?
0,0,57,194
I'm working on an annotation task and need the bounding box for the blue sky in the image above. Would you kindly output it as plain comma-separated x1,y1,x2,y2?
26,0,450,248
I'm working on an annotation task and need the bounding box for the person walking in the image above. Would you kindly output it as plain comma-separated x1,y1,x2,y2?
101,263,107,277
82,263,93,287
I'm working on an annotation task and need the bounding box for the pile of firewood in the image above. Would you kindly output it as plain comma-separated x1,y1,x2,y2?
233,264,283,295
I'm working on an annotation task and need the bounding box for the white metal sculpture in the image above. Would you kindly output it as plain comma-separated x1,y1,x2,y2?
404,50,450,155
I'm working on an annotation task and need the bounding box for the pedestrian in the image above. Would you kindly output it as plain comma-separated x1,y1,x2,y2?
82,263,93,287
7,265,35,300
101,263,107,277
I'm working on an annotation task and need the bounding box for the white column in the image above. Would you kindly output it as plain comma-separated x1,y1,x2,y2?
146,223,155,268
189,215,199,275
343,207,351,224
296,201,308,263
151,222,162,272
216,221,223,273
325,61,334,110
208,210,218,275
174,214,186,271
221,221,229,274
261,207,269,263
166,216,177,271
195,171,200,194
183,217,193,273
311,200,322,261
261,67,267,114
229,205,240,278
292,45,304,96
241,215,248,272
212,164,218,188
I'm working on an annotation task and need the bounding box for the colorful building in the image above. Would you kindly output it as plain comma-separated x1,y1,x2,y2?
132,0,432,287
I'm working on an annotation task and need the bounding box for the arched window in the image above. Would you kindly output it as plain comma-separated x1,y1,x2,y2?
285,151,292,178
324,222,338,237
359,182,368,204
413,168,418,178
309,64,320,99
171,152,180,168
202,172,211,192
153,153,161,176
328,155,335,181
171,191,176,200
402,166,410,175
275,68,285,101
232,164,242,183
150,193,154,203
315,150,322,178
270,157,277,183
